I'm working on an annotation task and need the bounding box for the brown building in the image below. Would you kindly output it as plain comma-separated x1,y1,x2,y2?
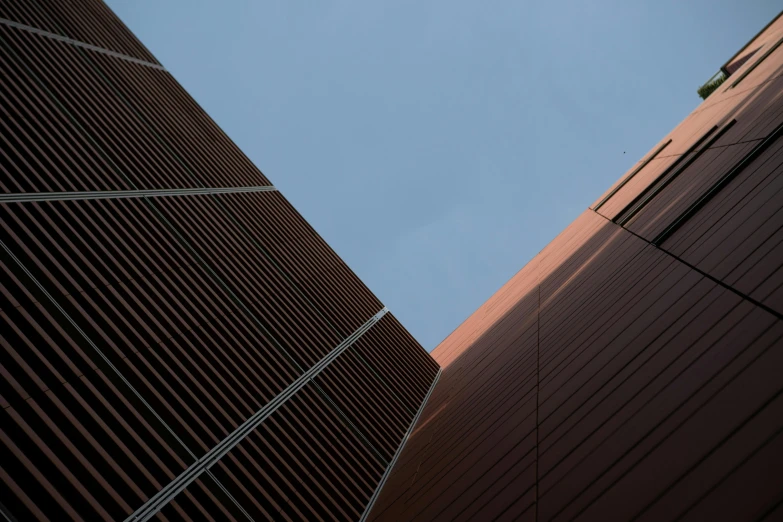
367,13,783,522
2,3,782,522
0,1,438,520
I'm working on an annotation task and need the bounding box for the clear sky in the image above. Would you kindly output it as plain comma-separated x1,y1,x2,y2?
107,0,780,351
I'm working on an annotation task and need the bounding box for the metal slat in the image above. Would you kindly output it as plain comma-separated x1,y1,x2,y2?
0,186,277,203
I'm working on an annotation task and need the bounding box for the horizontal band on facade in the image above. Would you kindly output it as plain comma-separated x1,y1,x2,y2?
0,17,166,70
0,186,278,204
126,307,390,522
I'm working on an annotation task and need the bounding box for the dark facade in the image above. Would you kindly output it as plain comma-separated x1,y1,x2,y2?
368,14,783,522
0,2,439,521
3,3,782,522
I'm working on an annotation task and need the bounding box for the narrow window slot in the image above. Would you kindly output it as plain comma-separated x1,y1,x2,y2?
653,120,782,246
615,122,735,226
594,139,672,211
727,36,783,90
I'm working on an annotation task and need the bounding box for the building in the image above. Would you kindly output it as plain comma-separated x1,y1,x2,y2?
2,2,781,521
367,13,783,522
0,2,439,520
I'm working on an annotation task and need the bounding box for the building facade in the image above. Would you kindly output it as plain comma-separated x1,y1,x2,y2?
368,13,783,522
0,1,439,520
2,3,782,522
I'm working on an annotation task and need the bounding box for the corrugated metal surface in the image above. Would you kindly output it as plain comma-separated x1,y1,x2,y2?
0,21,270,191
1,249,195,521
165,382,388,521
1,0,159,64
369,15,783,522
0,3,439,520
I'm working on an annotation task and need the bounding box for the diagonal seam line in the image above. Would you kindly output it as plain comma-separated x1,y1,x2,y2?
0,17,166,70
652,121,783,246
403,358,538,506
0,238,197,457
210,196,416,417
359,368,442,522
594,212,783,321
613,124,720,225
752,494,783,521
308,380,389,466
3,216,378,520
1,238,257,520
616,121,736,227
0,500,18,522
396,350,539,509
127,307,389,522
536,284,738,499
548,320,780,521
0,186,278,203
203,471,256,521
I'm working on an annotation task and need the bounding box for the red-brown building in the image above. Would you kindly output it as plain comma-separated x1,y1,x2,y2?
2,2,782,521
368,13,783,522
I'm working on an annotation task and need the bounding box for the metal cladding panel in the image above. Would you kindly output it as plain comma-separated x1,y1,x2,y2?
86,52,271,188
149,194,343,369
370,16,783,522
315,348,413,463
0,25,135,193
1,250,195,521
1,197,301,452
355,314,440,410
724,14,783,77
370,256,540,521
0,0,160,64
152,475,252,522
371,214,782,521
204,383,387,521
0,22,270,191
0,3,439,521
625,88,782,240
723,20,783,92
0,26,198,191
542,307,783,521
212,191,383,338
658,138,783,313
593,43,783,219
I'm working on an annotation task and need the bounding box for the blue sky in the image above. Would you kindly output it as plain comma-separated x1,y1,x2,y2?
107,0,780,351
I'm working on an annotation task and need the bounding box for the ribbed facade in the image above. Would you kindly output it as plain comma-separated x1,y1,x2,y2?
0,2,439,521
369,14,783,522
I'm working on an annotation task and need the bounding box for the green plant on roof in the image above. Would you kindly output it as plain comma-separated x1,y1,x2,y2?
697,73,727,100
